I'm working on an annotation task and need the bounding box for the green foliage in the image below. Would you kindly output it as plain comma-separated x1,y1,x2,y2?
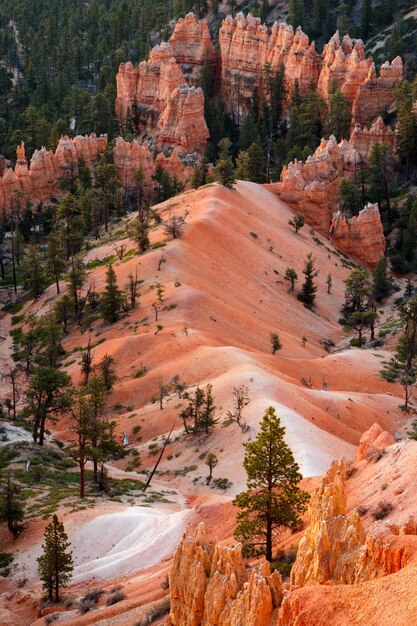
270,332,282,355
284,268,298,293
0,475,24,536
101,263,123,324
180,384,218,435
288,214,305,234
215,138,235,188
297,253,318,309
234,407,309,561
372,256,394,302
37,514,73,602
339,178,362,217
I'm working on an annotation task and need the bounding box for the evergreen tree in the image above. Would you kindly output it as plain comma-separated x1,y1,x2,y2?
234,407,309,561
99,354,117,391
372,256,393,302
214,138,235,189
205,452,218,485
327,83,351,141
101,263,123,323
24,366,73,445
360,0,373,39
297,253,318,309
37,515,73,602
197,384,218,434
288,214,305,234
0,474,23,536
339,178,363,217
46,232,66,294
191,157,209,189
284,267,298,292
270,332,282,354
23,244,45,299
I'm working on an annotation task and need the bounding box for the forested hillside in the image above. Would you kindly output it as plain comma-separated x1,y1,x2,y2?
1,0,416,162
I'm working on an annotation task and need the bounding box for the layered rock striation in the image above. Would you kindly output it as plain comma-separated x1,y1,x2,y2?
168,12,216,85
0,134,107,211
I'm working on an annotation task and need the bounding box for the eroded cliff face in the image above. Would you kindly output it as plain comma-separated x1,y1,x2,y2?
0,134,107,211
218,13,402,123
273,119,393,267
166,426,417,626
115,40,208,155
291,427,416,588
168,12,216,85
330,203,386,268
166,523,283,626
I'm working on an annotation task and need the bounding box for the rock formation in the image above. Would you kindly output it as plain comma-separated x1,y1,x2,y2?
0,134,107,212
291,432,416,588
168,12,216,85
166,523,283,626
356,422,396,462
330,203,386,268
219,14,320,116
217,14,401,123
273,120,394,267
116,41,208,155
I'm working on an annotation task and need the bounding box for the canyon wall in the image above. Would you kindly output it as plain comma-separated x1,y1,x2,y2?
0,134,107,212
168,12,216,85
218,14,402,124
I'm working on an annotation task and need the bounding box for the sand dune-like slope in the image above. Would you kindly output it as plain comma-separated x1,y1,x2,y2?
1,181,406,625
21,180,403,489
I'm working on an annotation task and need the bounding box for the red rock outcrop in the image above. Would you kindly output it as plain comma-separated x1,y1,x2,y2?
353,57,403,127
112,137,156,190
356,422,396,462
291,436,416,588
155,149,194,183
350,116,397,162
317,32,371,105
116,41,208,154
166,522,283,626
218,14,401,123
0,134,107,211
168,12,216,84
330,203,386,268
273,121,394,267
219,14,320,116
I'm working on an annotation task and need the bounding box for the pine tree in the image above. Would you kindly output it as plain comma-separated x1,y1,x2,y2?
25,366,73,445
205,452,218,484
246,143,266,183
47,232,66,295
372,256,392,302
288,214,305,233
284,267,298,292
197,384,218,434
37,515,73,602
327,83,351,141
297,253,318,309
101,263,123,323
339,178,363,217
214,138,235,189
361,0,373,39
234,407,309,561
23,245,45,299
99,354,117,391
0,474,23,536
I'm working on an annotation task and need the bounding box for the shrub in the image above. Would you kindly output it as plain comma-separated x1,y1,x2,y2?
106,590,126,606
357,505,368,517
212,477,233,490
372,500,393,520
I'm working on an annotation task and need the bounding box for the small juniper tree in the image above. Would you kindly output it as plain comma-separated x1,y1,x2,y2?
205,452,218,485
270,332,282,355
37,515,73,603
214,138,235,189
234,407,309,561
284,267,298,293
297,253,318,309
99,354,117,391
288,214,305,234
326,273,332,294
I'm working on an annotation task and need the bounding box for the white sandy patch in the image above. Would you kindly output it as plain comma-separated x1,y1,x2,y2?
14,505,190,583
